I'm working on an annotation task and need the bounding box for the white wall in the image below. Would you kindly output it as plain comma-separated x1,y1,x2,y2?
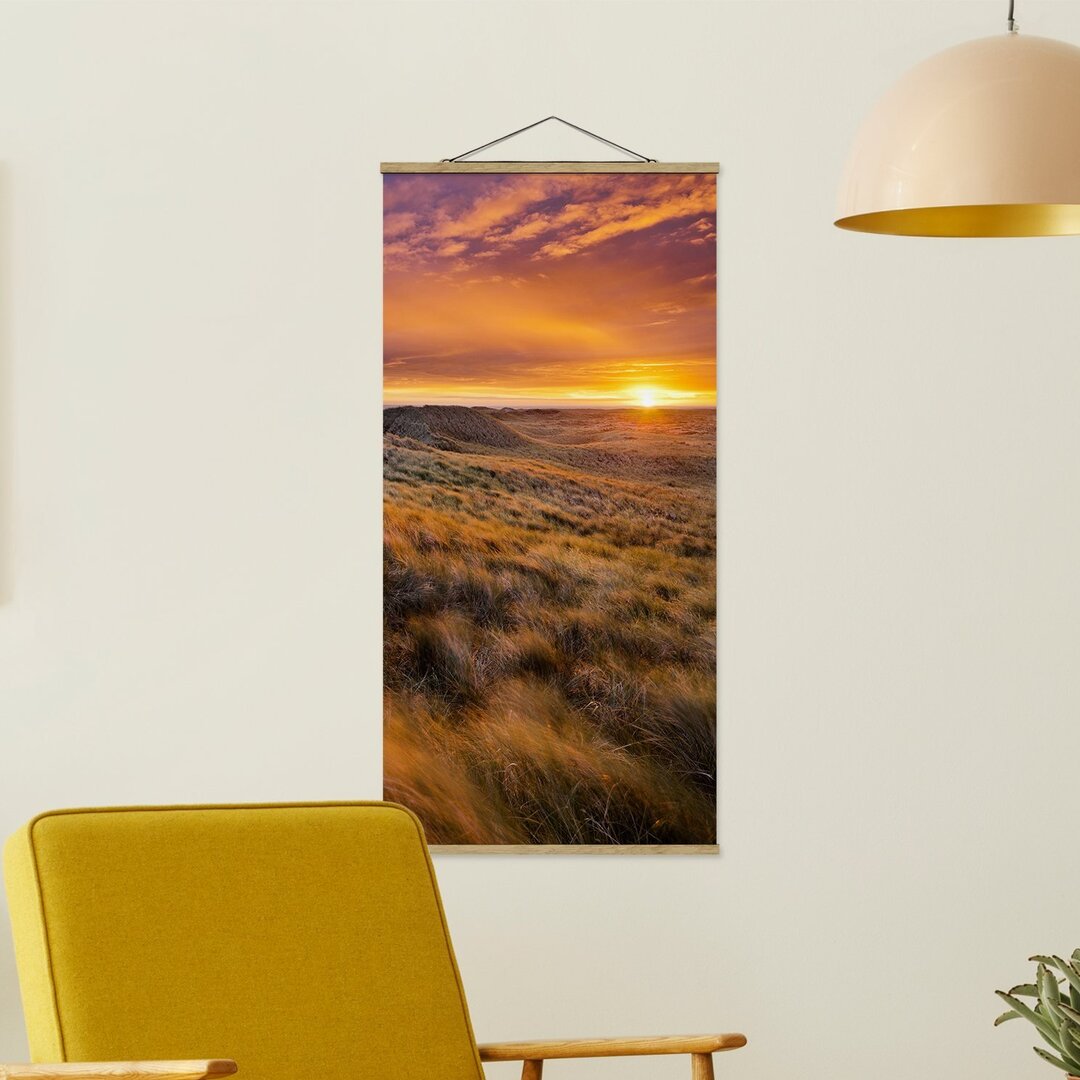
2,1,1080,1077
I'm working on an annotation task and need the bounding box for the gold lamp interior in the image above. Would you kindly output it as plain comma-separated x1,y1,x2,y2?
835,204,1080,238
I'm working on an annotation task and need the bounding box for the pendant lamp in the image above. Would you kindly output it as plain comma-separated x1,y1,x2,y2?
836,1,1080,236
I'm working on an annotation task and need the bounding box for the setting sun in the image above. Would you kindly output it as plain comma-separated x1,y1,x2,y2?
636,388,657,408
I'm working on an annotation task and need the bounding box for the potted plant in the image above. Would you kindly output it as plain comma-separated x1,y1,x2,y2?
996,953,1080,1073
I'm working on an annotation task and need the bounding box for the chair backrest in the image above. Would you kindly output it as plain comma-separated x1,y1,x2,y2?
3,802,484,1080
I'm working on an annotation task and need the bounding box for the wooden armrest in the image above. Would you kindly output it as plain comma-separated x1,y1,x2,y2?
477,1033,747,1061
0,1062,237,1080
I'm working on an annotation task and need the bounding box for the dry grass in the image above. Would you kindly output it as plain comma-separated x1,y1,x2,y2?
383,406,716,845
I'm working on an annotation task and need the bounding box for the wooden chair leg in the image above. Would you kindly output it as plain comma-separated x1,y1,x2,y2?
691,1053,715,1080
521,1061,543,1080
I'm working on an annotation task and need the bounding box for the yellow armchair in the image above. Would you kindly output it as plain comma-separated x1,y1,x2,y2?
3,803,745,1080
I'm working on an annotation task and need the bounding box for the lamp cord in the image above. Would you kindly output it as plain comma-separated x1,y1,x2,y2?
1008,0,1018,33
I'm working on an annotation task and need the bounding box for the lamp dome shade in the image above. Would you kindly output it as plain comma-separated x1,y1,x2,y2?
836,33,1080,236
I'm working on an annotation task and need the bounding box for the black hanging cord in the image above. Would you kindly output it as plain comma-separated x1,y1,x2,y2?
1008,0,1018,32
442,116,657,163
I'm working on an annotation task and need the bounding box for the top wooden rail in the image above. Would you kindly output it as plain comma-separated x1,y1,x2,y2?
381,162,720,174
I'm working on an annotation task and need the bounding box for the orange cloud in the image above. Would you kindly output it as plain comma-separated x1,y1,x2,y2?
384,173,716,407
383,211,418,239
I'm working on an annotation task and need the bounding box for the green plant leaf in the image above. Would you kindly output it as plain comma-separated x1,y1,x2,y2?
1054,1032,1080,1067
1038,1012,1068,1054
995,1010,1020,1026
1050,1018,1080,1072
1012,984,1041,998
997,991,1060,1040
1035,1047,1075,1073
1054,958,1080,1001
1042,966,1066,1026
1029,956,1080,1003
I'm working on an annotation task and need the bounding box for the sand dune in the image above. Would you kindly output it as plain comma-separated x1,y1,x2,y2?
384,404,715,485
383,405,530,451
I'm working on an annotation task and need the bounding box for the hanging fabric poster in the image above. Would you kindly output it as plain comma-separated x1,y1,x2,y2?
382,160,719,851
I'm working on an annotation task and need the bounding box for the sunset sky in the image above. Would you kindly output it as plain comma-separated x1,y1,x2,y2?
383,172,716,408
